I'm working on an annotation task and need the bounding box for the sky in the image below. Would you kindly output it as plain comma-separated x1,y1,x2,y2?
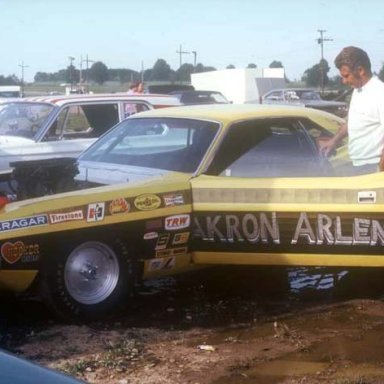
1,0,384,82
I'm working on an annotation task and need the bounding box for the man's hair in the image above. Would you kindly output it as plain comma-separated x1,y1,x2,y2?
334,46,372,74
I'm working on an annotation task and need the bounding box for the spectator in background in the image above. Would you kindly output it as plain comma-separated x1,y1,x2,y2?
125,82,146,117
321,46,384,175
127,82,144,95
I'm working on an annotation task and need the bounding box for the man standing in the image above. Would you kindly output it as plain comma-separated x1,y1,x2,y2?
322,46,384,175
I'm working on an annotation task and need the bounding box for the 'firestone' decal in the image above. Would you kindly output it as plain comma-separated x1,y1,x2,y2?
49,210,84,224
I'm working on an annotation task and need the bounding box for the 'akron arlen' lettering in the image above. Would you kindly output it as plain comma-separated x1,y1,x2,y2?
194,213,280,244
194,212,384,246
292,212,384,246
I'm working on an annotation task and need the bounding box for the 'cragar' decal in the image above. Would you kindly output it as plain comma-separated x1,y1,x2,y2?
1,241,40,264
0,215,48,232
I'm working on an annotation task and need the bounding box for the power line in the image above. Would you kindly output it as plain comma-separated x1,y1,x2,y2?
317,29,333,94
176,44,190,69
18,61,29,96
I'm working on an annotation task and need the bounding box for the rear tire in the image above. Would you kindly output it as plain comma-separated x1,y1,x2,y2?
41,238,134,321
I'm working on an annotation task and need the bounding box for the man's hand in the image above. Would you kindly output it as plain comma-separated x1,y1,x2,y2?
320,121,348,157
319,138,338,157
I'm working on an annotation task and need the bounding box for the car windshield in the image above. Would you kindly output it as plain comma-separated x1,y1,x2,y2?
79,117,220,173
296,91,322,101
0,102,55,139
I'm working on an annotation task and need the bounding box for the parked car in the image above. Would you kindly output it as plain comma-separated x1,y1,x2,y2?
170,90,230,105
2,104,380,321
0,349,84,383
146,84,195,94
0,93,180,174
260,88,348,117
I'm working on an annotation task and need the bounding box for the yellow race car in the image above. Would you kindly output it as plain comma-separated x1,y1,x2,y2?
1,104,379,320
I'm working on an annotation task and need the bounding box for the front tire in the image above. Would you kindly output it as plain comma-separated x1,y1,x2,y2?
41,238,134,321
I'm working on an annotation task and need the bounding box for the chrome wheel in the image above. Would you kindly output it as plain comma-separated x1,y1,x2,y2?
64,241,120,305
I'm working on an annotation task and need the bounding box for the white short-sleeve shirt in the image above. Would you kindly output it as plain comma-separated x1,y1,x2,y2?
348,76,384,166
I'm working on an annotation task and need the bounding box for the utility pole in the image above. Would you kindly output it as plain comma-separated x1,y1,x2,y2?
18,61,29,96
176,44,190,69
83,55,95,93
68,56,75,91
192,51,197,71
317,29,333,94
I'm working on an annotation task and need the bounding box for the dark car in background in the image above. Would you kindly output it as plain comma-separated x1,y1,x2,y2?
260,88,348,117
170,90,230,105
0,349,84,383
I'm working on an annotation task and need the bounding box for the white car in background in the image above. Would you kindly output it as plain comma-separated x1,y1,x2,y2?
0,93,180,173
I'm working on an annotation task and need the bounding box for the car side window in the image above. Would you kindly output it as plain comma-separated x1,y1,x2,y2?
44,103,120,141
206,118,332,178
123,102,150,118
265,91,283,101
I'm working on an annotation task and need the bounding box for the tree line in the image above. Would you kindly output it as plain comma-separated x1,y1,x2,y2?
2,58,384,88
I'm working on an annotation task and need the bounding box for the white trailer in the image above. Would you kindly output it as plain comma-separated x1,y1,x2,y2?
191,68,285,104
0,86,21,98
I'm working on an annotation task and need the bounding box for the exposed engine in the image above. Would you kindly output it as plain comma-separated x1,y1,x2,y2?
9,158,82,200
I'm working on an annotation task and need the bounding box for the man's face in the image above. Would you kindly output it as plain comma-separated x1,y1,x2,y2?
339,65,364,88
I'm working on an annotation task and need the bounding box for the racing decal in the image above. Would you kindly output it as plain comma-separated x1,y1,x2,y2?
163,194,185,207
87,202,105,222
148,257,176,271
165,214,190,230
49,210,84,224
193,212,384,247
109,198,130,215
155,247,188,258
155,233,171,250
0,215,48,233
144,232,159,240
1,241,40,264
134,194,161,211
145,218,163,230
172,232,190,245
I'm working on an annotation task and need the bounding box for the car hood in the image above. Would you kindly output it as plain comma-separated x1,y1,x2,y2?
76,161,176,186
0,135,35,146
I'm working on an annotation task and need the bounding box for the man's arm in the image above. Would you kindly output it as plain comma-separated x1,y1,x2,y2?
320,122,348,156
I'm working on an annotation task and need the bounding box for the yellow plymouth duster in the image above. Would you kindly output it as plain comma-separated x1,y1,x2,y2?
0,104,381,319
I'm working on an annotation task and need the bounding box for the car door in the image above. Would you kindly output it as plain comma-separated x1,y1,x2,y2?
190,116,384,268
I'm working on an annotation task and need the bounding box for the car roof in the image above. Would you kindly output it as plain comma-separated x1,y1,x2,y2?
265,88,317,94
13,93,181,107
129,103,342,124
170,90,223,95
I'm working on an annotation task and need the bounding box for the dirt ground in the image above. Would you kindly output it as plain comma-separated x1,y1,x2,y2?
2,266,384,384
